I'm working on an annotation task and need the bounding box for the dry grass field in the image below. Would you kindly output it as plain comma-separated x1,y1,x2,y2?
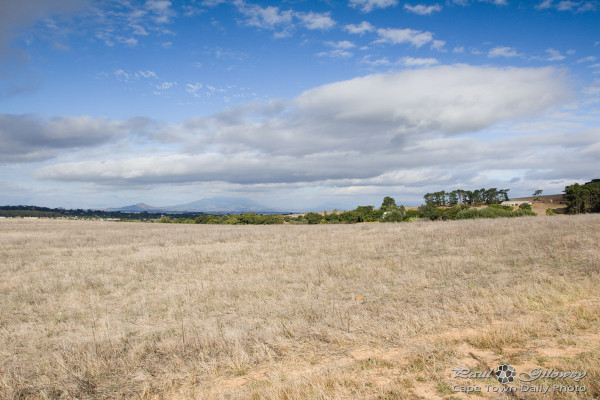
1,216,599,399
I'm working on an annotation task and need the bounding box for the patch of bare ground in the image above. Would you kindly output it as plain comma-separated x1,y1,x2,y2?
0,215,598,399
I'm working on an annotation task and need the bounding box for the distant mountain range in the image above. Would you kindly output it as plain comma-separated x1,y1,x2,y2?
107,197,284,214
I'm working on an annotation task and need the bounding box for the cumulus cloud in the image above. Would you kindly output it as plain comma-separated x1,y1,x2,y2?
145,0,175,24
317,41,355,58
401,57,439,66
235,2,293,30
536,0,597,12
488,46,520,57
374,27,434,47
404,4,443,15
316,50,353,58
29,65,574,188
344,21,375,34
431,40,446,51
296,11,336,30
453,0,508,5
349,0,398,12
234,2,335,35
326,41,356,49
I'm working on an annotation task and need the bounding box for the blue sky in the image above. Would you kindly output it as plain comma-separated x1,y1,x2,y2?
1,0,599,210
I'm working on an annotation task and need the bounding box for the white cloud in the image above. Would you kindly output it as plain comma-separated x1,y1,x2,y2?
325,40,356,49
488,46,520,57
401,57,439,67
145,0,175,24
577,56,597,63
186,82,203,97
374,27,434,48
431,40,446,51
536,0,598,12
0,114,156,162
349,0,398,12
155,81,176,90
452,0,508,5
344,21,375,35
404,4,443,15
114,69,158,81
558,1,578,10
235,2,293,30
316,49,353,58
234,2,335,34
201,0,227,6
29,65,574,188
360,55,391,67
453,46,465,53
296,11,336,30
318,41,356,57
546,48,566,61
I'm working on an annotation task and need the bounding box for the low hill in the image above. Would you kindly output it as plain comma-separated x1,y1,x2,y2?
107,203,165,212
109,197,283,214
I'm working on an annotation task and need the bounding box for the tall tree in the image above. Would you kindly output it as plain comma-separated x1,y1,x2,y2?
448,191,459,206
564,180,600,214
380,196,397,211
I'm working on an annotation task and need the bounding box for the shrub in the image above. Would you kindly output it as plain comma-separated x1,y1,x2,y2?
514,209,537,217
304,212,324,224
382,210,404,222
519,203,532,211
404,209,420,221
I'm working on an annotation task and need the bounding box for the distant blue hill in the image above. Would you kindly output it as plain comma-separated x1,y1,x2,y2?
107,203,164,212
108,197,286,214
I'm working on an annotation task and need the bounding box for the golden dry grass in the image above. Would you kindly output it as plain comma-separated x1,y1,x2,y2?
0,216,599,399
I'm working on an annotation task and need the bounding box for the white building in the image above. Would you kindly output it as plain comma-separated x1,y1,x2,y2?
501,200,532,206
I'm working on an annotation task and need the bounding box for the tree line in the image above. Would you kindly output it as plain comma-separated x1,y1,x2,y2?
423,188,509,207
565,179,600,214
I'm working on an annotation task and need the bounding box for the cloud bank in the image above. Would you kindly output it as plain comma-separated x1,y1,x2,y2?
16,65,579,188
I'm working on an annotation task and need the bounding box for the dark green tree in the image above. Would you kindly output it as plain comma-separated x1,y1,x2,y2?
304,212,324,224
380,196,398,211
565,180,600,214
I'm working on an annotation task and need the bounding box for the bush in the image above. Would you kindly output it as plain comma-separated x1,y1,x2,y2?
456,208,482,220
324,212,340,223
489,204,514,211
514,209,537,217
442,205,462,220
382,210,405,222
404,209,420,220
546,208,555,216
519,203,532,211
304,212,324,224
